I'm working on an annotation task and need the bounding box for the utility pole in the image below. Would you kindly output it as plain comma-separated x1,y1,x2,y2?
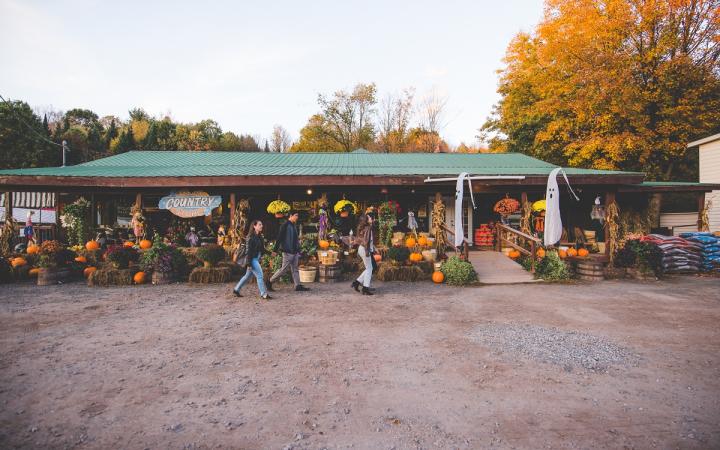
61,140,69,167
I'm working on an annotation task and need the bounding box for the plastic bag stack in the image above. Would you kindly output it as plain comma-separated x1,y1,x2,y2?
680,232,720,272
641,234,703,274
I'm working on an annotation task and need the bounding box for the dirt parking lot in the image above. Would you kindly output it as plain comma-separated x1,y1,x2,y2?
1,277,719,449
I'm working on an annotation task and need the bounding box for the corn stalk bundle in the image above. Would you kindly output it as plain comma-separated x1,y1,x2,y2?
431,198,447,257
228,199,249,249
699,200,711,232
520,201,532,235
605,202,620,266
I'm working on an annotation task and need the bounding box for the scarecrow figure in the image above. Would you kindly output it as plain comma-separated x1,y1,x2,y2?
318,203,329,241
217,224,227,246
185,227,200,247
130,205,145,244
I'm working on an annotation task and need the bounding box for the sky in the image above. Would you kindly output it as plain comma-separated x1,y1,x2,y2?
0,0,544,147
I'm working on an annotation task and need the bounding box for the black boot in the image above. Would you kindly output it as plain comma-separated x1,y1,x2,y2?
295,285,310,292
351,280,361,292
233,289,242,297
362,286,374,295
265,279,275,292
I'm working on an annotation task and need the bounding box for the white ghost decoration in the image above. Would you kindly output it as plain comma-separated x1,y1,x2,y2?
544,168,579,247
454,172,476,247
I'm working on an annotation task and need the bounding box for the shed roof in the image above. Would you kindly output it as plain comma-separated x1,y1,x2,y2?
0,150,640,178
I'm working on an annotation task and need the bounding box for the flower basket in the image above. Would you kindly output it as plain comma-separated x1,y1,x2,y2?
299,266,317,283
267,200,291,215
274,213,285,218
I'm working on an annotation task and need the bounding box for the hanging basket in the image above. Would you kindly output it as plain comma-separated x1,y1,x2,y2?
274,213,285,218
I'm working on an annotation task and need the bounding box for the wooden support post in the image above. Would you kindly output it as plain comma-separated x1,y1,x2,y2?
54,192,61,242
530,239,536,273
521,191,528,206
135,193,142,210
4,191,11,221
229,193,236,228
604,191,616,257
697,192,706,231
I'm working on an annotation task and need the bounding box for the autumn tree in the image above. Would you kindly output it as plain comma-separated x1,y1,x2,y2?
377,89,415,152
482,0,720,180
270,124,292,152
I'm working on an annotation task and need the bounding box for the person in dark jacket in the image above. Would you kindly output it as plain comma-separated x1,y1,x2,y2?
233,220,271,299
267,210,309,292
351,213,375,295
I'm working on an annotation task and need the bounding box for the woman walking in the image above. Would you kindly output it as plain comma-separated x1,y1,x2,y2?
351,213,375,295
233,220,271,299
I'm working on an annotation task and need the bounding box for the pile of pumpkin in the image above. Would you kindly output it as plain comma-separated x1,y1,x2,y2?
80,239,153,285
508,247,589,260
404,235,445,284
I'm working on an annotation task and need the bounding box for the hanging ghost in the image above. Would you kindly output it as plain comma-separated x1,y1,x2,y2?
454,172,476,247
543,168,579,247
406,211,418,234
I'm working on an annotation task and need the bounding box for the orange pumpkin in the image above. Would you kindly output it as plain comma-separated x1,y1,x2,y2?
26,244,40,255
536,248,546,258
577,248,589,257
84,266,97,278
139,239,152,250
318,240,330,250
123,241,135,248
418,236,428,247
86,240,100,251
74,255,87,263
558,249,567,259
28,268,40,277
133,271,146,285
373,253,382,262
567,248,578,257
509,250,521,259
405,237,416,248
11,257,27,268
432,271,445,283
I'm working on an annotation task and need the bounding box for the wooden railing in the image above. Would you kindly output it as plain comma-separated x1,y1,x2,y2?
442,225,471,260
495,223,542,272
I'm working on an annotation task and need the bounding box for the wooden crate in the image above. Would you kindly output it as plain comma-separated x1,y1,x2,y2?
318,263,342,283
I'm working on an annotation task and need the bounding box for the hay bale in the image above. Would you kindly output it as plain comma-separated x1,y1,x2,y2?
376,262,429,282
217,261,243,279
189,266,231,284
88,267,134,287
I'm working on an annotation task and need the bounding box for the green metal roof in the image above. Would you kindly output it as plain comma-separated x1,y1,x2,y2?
0,150,641,178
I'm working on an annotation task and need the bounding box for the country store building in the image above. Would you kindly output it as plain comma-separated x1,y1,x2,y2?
1,150,717,262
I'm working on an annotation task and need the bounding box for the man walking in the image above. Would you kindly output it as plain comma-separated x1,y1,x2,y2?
267,210,310,292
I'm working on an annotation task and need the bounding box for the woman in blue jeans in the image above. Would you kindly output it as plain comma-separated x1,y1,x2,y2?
233,220,271,299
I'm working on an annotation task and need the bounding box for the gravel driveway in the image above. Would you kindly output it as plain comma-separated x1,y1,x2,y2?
1,277,719,449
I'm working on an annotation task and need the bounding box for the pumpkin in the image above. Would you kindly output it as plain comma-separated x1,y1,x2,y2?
123,241,135,248
566,247,578,257
432,271,445,283
373,253,382,262
26,244,40,255
577,248,589,257
509,250,521,259
133,271,146,285
139,239,152,250
418,236,428,247
409,252,423,262
558,249,567,259
318,240,330,250
405,237,416,248
28,268,40,277
74,256,87,263
536,248,546,258
83,266,97,278
85,240,100,251
11,257,27,268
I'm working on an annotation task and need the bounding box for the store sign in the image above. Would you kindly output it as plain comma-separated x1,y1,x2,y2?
159,191,221,218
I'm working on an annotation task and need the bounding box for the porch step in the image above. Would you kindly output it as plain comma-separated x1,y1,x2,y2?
467,250,539,285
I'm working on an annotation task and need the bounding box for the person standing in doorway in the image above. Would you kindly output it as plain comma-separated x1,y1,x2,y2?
233,220,271,300
351,213,375,295
267,210,309,292
24,211,35,245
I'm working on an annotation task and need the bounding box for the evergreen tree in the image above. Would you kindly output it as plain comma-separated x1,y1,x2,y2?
42,114,50,136
144,122,159,149
104,119,118,149
263,140,270,152
115,127,135,154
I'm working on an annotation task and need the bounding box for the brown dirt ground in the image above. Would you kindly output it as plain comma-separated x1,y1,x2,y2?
0,276,719,449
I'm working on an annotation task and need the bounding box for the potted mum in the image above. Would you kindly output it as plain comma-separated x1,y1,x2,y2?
334,199,358,218
105,245,139,269
267,200,291,218
196,244,227,268
140,236,187,284
37,240,75,285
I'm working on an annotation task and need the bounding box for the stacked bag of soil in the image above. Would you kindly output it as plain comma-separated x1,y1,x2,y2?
680,232,720,272
641,234,703,274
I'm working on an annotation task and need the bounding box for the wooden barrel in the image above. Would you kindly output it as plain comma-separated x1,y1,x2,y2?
318,263,341,283
37,268,71,286
575,259,605,281
152,271,175,285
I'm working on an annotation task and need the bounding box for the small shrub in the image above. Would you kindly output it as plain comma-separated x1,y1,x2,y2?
387,246,410,263
440,255,478,286
535,251,570,281
105,246,139,269
196,244,227,266
140,236,187,274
